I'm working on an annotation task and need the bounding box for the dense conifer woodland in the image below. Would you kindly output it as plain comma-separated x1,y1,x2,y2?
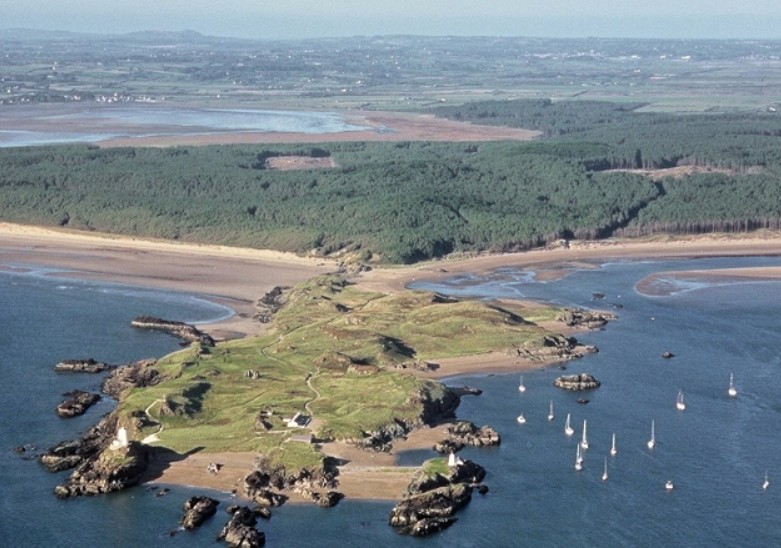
3,99,781,263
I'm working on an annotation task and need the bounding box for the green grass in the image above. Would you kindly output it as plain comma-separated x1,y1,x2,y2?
116,275,564,472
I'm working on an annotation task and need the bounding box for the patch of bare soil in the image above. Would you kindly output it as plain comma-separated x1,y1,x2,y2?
265,156,337,170
605,165,741,180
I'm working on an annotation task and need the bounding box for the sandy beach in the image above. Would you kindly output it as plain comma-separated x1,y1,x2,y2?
5,222,781,500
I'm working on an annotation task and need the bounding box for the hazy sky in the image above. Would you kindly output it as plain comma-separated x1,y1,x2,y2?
5,1,781,40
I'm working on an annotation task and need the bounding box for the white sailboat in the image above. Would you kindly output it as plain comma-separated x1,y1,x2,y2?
601,457,608,482
564,413,574,436
518,375,526,393
676,390,686,411
763,471,770,491
665,479,674,491
575,444,583,471
516,413,526,424
610,433,617,457
580,419,589,450
547,400,554,421
647,420,656,449
728,373,737,398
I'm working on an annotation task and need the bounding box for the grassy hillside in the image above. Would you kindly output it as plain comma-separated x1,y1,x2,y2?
116,275,560,471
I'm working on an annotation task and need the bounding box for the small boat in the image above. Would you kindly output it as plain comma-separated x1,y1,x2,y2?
763,471,770,491
518,375,526,393
601,457,608,482
676,390,686,411
647,420,656,450
547,400,554,421
580,419,589,450
665,480,674,491
564,413,574,436
610,433,617,457
577,398,590,404
516,413,526,424
575,445,583,471
728,373,737,398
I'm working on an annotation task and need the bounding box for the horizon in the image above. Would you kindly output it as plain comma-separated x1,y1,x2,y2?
4,1,781,41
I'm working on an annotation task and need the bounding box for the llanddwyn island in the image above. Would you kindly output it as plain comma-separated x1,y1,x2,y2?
4,19,781,546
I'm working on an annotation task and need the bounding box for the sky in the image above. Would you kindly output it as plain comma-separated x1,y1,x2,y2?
5,1,781,40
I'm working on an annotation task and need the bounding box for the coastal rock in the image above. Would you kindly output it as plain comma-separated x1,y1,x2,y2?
218,506,266,548
56,390,101,418
53,441,149,498
131,316,215,347
433,421,500,453
39,414,117,472
254,286,289,323
557,308,616,329
513,334,597,362
411,517,458,536
390,483,473,536
310,490,344,508
181,496,219,529
553,372,601,391
54,358,116,373
100,359,160,399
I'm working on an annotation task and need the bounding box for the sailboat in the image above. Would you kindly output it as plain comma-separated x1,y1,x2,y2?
610,433,617,456
676,390,686,411
547,400,554,421
516,413,526,424
763,471,770,490
647,420,656,449
601,457,608,482
518,375,526,393
665,480,674,492
575,444,583,471
728,373,737,398
580,419,589,450
564,413,574,436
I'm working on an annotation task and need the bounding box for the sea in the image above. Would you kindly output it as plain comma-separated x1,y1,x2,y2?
2,255,781,546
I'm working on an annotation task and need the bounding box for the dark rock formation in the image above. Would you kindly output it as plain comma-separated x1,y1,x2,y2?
54,358,116,373
389,458,486,536
311,491,344,508
101,359,160,399
53,441,148,498
131,316,215,347
450,385,483,396
56,390,101,418
557,308,616,329
433,421,500,453
513,334,597,362
244,460,340,508
39,414,117,472
254,286,289,323
553,372,601,391
181,496,219,529
218,506,266,547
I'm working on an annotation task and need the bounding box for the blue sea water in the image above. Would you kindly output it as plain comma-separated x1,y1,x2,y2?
2,255,781,546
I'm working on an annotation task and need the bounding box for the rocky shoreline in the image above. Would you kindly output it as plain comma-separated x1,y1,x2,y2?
130,316,215,347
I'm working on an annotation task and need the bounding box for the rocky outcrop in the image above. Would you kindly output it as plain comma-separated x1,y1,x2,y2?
390,459,486,536
56,390,101,418
244,460,340,508
131,316,215,347
218,506,266,547
557,308,616,329
433,421,500,453
513,334,597,362
54,359,116,373
39,414,117,472
100,359,160,399
53,441,148,498
553,373,601,391
181,496,219,529
254,286,289,323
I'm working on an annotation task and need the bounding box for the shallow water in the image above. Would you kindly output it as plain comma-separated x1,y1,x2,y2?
2,255,781,546
0,104,368,147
